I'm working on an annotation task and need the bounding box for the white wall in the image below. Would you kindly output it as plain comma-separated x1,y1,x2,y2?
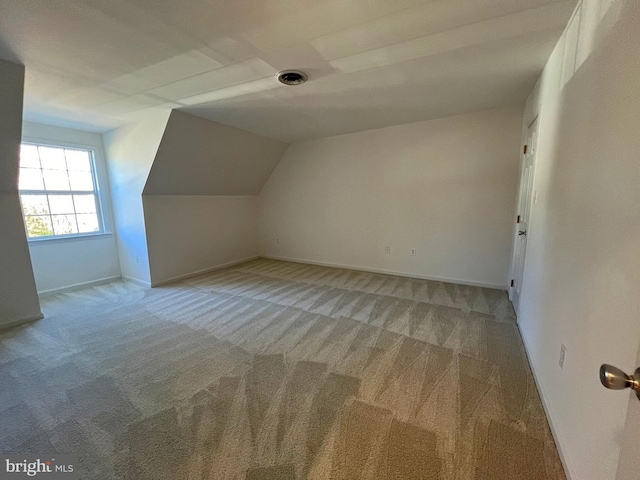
140,111,286,286
514,1,640,479
144,111,288,195
144,195,259,285
260,107,522,288
103,113,170,285
27,236,120,294
21,122,121,294
0,59,42,326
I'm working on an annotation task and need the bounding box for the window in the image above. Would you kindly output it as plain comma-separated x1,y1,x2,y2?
19,143,104,239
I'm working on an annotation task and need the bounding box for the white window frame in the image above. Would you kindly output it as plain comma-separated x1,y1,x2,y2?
19,137,113,243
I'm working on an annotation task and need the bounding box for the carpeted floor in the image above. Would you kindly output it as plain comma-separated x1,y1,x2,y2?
0,258,565,479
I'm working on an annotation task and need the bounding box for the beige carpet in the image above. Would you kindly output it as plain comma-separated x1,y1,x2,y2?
0,258,565,479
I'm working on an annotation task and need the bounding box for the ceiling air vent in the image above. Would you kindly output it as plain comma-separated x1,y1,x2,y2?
276,70,307,86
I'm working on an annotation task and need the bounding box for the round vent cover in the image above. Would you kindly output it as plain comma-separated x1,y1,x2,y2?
276,70,308,85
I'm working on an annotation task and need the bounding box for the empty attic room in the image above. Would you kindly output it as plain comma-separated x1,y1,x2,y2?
1,0,639,479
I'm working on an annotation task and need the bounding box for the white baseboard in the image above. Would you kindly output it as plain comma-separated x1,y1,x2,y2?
517,324,575,480
0,313,45,332
38,275,123,297
151,256,260,287
122,276,151,288
260,255,506,290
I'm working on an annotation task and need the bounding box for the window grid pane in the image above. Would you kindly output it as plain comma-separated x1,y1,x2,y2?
38,146,67,170
48,194,75,215
65,149,92,171
73,194,97,214
19,168,45,190
68,171,94,191
21,194,50,216
77,214,100,233
20,145,41,168
51,214,79,236
24,215,54,238
19,144,102,238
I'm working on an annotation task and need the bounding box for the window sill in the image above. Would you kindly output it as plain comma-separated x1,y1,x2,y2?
27,232,113,245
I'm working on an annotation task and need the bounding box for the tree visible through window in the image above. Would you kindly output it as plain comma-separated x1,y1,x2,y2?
19,144,102,238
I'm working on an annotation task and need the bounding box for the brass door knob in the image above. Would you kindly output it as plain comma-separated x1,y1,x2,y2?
600,364,640,400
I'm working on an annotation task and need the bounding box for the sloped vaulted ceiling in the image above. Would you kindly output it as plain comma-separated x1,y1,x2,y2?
143,110,289,196
0,0,577,142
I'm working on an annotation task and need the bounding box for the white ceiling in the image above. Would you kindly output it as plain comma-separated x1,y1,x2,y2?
0,0,577,143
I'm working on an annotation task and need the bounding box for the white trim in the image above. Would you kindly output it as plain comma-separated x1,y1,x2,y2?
37,275,122,297
28,231,113,245
261,255,506,290
20,130,117,241
19,140,107,235
518,323,575,480
0,313,45,332
122,276,152,288
151,256,260,287
22,136,101,152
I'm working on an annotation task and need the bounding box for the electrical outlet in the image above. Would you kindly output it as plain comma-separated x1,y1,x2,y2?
384,246,391,255
276,237,280,245
410,248,416,256
559,344,566,369
135,254,139,264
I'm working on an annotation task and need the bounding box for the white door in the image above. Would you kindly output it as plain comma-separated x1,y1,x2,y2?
510,116,538,314
615,342,640,480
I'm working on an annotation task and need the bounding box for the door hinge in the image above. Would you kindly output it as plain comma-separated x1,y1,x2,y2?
523,145,528,154
517,215,521,223
510,279,515,287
